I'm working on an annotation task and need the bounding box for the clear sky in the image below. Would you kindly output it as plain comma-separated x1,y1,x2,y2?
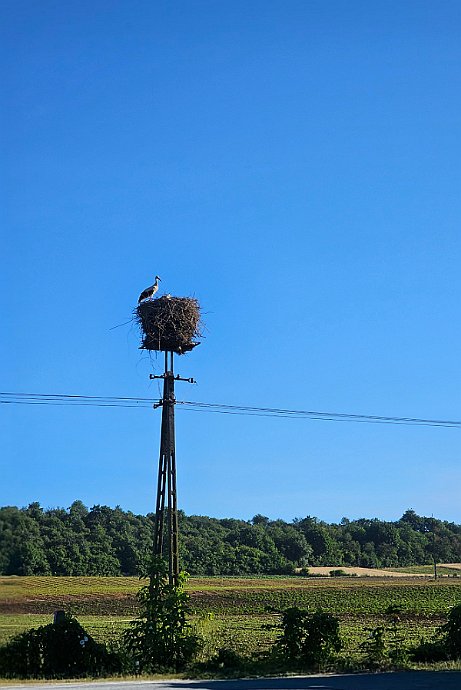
1,0,460,523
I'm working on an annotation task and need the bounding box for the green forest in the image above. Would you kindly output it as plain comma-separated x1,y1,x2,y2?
1,502,460,576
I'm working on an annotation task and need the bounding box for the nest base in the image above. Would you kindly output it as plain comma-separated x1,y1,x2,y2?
135,295,201,356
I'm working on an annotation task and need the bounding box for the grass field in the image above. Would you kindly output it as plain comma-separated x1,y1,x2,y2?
388,565,461,576
1,574,461,665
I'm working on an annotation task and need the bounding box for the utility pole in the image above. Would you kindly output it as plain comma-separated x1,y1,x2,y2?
431,514,438,581
135,293,201,586
150,351,195,586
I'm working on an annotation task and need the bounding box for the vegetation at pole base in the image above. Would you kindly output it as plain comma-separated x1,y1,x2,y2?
0,613,119,679
1,502,460,576
123,557,201,672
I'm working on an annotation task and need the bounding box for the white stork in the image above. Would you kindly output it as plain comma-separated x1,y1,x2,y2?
138,276,161,303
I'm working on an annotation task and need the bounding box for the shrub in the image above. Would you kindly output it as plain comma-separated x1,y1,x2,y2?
412,604,461,662
303,611,342,666
274,606,342,668
440,603,461,658
0,614,119,678
208,647,244,671
411,639,447,663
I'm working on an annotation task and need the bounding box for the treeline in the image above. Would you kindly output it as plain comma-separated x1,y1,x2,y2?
1,501,460,576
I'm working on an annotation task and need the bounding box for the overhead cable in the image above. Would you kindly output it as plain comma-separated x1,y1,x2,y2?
0,391,460,428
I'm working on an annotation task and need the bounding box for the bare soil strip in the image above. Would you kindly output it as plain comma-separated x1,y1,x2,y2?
305,566,428,577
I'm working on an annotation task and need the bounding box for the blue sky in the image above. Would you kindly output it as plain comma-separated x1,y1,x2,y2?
1,0,460,523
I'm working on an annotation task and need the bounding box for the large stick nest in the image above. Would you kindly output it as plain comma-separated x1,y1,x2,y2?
135,296,201,354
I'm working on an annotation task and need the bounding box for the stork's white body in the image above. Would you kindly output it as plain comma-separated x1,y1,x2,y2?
138,276,161,303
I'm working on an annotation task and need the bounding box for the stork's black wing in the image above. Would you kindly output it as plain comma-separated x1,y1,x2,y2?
138,287,153,303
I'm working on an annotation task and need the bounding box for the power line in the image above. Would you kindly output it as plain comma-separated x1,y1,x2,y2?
0,391,460,428
0,392,152,408
179,401,461,427
0,391,153,402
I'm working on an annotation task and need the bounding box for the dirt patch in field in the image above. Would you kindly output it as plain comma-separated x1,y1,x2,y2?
305,566,428,577
0,593,138,615
440,563,461,570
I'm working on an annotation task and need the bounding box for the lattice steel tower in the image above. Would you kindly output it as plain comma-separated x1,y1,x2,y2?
150,353,195,585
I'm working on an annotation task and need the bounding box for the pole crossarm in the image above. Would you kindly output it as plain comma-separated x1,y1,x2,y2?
150,374,196,383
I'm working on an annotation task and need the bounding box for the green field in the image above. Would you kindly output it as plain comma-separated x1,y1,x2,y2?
388,565,461,576
1,576,461,664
